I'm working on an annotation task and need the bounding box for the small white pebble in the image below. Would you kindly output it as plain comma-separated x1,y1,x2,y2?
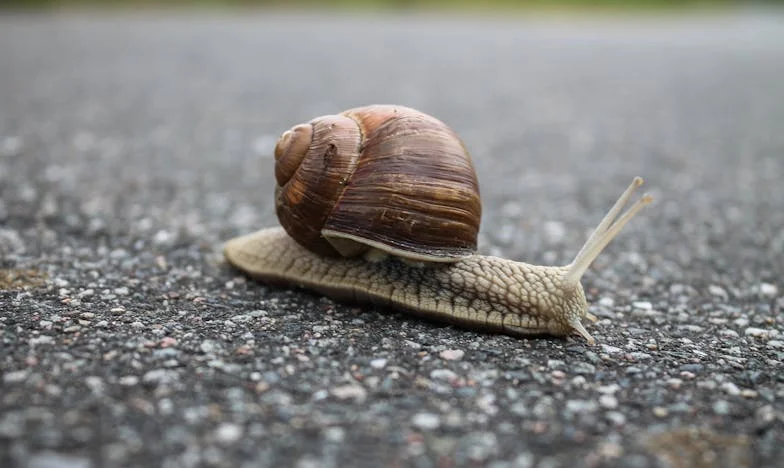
598,297,615,307
53,278,69,287
758,283,778,297
745,327,780,339
547,359,565,369
404,340,421,349
430,369,458,381
370,358,387,369
109,249,128,259
669,283,689,295
29,335,55,345
3,370,29,384
153,230,172,245
733,317,750,327
626,352,652,361
697,380,717,390
652,407,668,417
605,411,626,426
597,384,621,394
323,426,345,443
412,412,441,430
331,384,367,401
85,376,104,393
200,340,219,353
741,389,758,398
678,325,703,333
599,395,618,409
720,382,741,396
708,285,728,299
439,349,465,361
632,301,652,310
215,423,243,445
143,369,178,385
713,400,732,415
158,399,174,415
565,400,598,413
601,344,622,354
119,375,139,386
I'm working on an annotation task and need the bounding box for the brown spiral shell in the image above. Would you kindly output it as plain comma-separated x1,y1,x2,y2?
273,105,481,262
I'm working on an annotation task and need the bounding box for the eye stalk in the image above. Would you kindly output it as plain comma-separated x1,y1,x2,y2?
564,177,652,287
561,177,653,343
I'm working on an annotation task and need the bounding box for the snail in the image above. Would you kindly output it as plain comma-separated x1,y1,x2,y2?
224,105,652,344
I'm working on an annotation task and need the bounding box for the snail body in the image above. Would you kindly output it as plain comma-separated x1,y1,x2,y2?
225,105,652,344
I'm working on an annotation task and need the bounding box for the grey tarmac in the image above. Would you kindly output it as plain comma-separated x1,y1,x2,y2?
1,10,784,468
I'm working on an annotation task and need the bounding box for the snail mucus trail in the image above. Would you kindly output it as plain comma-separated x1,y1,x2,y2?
223,105,653,344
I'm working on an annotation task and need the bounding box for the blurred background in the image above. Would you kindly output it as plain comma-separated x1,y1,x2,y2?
2,0,782,11
2,0,783,261
1,2,783,466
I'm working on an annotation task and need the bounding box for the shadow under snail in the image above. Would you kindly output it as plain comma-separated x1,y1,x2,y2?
224,105,652,344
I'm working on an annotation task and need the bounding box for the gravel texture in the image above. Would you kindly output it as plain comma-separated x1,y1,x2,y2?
2,9,784,468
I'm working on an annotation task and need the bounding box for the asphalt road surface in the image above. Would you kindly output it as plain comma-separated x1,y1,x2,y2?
2,9,784,468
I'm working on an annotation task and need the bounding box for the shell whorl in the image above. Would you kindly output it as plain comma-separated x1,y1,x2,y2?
274,123,313,187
